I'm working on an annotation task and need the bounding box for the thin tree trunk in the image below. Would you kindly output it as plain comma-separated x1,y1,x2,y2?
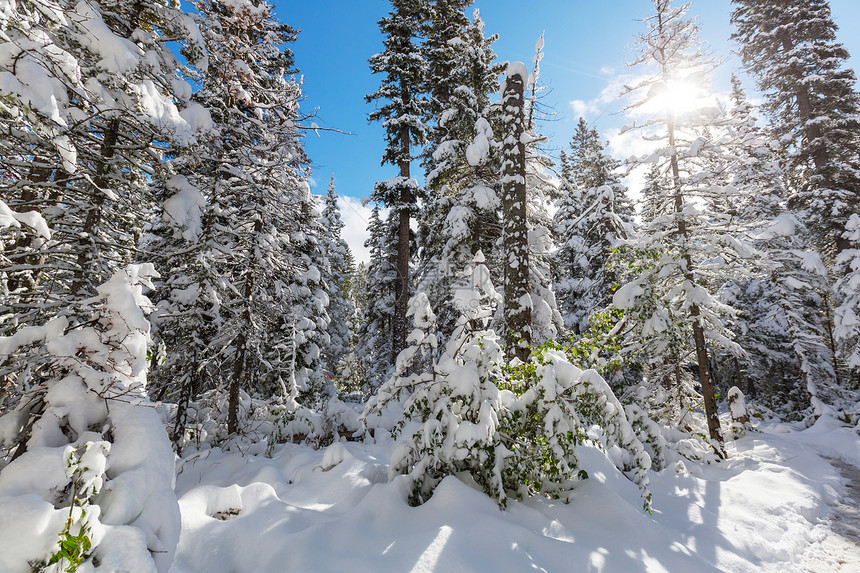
7,159,54,293
71,118,121,297
228,219,262,434
228,326,247,435
819,293,843,386
393,81,412,361
667,115,726,456
501,67,531,363
735,356,754,398
172,360,198,455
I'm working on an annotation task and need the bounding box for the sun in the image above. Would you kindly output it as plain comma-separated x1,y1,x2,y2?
646,78,708,116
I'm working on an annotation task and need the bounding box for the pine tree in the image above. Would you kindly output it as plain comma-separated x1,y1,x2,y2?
364,253,652,509
417,8,505,341
731,0,860,260
640,164,666,225
716,76,840,415
341,261,369,391
0,0,206,336
614,0,755,454
319,176,355,379
144,171,224,447
553,119,631,334
366,0,430,362
422,0,472,174
0,0,208,427
175,0,326,432
364,253,505,505
834,216,860,383
357,206,397,390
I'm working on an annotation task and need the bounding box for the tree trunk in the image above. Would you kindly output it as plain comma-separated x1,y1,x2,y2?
228,327,247,435
735,356,754,398
228,219,262,435
667,116,726,456
501,67,531,363
392,76,412,361
7,159,54,293
71,118,120,297
691,309,725,456
173,365,196,454
822,294,843,387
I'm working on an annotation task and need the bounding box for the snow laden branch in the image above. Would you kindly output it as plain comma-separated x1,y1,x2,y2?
0,265,180,572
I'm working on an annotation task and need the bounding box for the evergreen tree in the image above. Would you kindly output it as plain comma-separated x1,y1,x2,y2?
614,0,754,454
417,8,505,341
716,76,840,415
364,254,652,509
640,164,666,225
144,171,223,448
0,0,206,336
357,206,397,390
0,0,208,424
170,0,326,433
834,215,860,383
732,0,860,397
319,176,355,379
422,0,472,175
366,0,430,362
553,119,631,334
341,261,370,391
731,0,860,260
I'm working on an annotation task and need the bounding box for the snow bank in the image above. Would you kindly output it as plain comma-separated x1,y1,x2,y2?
0,265,180,572
168,417,860,573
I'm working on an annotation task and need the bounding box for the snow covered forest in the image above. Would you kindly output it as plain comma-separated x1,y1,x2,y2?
1,0,859,570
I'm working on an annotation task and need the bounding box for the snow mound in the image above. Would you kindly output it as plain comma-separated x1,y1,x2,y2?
164,416,860,572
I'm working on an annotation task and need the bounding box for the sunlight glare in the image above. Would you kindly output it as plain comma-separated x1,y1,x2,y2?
647,79,707,116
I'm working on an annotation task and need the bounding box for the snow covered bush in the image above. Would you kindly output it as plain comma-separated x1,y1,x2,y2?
43,441,110,571
365,255,652,510
727,386,751,439
500,345,652,509
0,265,180,572
835,214,860,382
164,388,362,456
623,402,667,472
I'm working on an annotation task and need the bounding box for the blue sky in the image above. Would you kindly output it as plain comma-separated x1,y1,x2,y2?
274,0,860,260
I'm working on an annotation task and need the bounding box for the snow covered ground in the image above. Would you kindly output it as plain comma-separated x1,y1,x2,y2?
169,416,860,573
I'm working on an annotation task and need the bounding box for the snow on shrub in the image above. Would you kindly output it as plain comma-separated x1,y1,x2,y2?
835,214,860,394
728,386,751,438
0,265,179,572
363,254,652,510
164,389,363,457
500,346,652,509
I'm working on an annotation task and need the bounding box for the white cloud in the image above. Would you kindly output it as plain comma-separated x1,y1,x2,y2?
605,126,660,203
605,125,660,161
338,196,371,264
569,99,600,119
567,71,648,122
337,195,386,265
